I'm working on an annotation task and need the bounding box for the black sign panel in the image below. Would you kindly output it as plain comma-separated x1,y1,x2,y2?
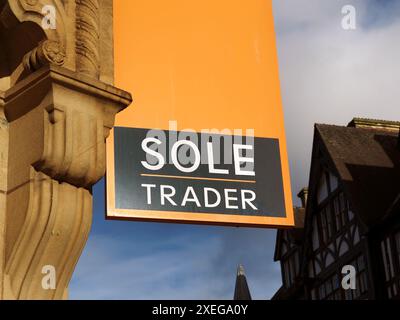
112,127,286,218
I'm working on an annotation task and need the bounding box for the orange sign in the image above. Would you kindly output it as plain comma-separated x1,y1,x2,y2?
106,0,294,228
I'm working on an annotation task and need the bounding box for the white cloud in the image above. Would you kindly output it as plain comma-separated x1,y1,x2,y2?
273,0,400,201
70,228,281,300
70,233,221,299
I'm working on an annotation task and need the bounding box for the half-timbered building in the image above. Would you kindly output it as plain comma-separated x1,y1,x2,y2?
273,118,400,300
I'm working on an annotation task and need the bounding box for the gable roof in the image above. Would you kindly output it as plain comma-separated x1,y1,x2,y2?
315,119,400,228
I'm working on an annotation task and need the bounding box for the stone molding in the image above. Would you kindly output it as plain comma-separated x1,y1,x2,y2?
75,0,101,78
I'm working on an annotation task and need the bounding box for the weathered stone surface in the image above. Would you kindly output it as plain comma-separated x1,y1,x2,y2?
0,0,132,299
0,90,7,300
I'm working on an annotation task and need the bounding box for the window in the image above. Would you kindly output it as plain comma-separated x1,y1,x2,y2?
317,199,343,247
381,234,400,299
339,193,348,226
294,251,300,275
329,173,339,192
311,288,317,300
311,255,368,300
381,238,395,282
345,288,352,300
395,232,400,267
314,273,343,300
333,197,342,229
351,255,368,299
319,284,326,299
325,252,334,267
318,207,336,244
332,274,339,287
317,173,329,204
338,239,349,256
314,259,321,275
352,225,360,245
312,216,319,251
357,256,368,295
318,171,339,204
320,210,328,243
325,206,335,238
283,251,301,288
316,182,352,251
348,209,355,221
333,193,349,230
308,261,315,278
311,169,362,278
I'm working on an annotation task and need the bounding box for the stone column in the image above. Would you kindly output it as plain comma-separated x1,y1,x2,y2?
0,0,132,299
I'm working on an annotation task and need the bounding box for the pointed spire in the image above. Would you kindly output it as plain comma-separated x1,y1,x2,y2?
234,264,252,300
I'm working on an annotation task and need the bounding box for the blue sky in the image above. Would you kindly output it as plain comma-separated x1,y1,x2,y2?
70,179,280,299
69,0,400,299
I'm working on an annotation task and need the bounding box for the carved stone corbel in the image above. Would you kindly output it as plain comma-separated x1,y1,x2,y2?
3,170,93,300
1,65,131,299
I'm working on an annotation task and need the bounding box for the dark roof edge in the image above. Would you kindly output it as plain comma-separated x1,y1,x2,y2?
347,118,400,131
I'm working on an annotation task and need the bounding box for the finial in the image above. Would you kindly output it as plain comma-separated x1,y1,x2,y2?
237,264,246,276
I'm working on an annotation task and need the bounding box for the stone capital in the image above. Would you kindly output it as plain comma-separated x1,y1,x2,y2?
5,65,131,188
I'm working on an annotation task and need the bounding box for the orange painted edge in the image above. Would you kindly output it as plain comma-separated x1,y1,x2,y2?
106,128,295,229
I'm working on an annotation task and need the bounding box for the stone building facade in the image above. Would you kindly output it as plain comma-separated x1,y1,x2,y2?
0,0,132,299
